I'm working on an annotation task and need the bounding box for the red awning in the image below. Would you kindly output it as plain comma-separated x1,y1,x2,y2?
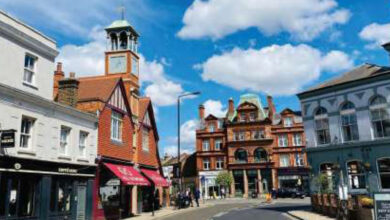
141,168,169,187
104,163,150,186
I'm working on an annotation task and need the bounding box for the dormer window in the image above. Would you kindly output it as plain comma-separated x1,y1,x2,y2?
249,112,256,121
240,112,246,122
209,124,215,132
284,117,293,127
217,120,223,129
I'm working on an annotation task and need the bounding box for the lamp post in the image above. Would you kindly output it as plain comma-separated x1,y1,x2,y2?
177,91,201,193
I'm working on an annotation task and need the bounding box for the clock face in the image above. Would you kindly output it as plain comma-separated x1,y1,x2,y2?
109,56,126,73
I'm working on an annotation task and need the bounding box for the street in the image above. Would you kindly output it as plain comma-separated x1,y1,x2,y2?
159,198,311,220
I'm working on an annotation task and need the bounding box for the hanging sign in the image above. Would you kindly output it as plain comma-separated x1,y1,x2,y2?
0,129,16,148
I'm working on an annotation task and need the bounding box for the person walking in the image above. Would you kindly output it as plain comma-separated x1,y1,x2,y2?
195,188,200,207
221,188,225,199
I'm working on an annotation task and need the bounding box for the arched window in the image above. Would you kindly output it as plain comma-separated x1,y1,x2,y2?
340,101,359,142
110,33,118,50
254,148,268,162
119,31,128,50
319,163,336,192
370,96,390,138
235,149,247,163
314,107,330,145
377,158,390,189
347,161,365,189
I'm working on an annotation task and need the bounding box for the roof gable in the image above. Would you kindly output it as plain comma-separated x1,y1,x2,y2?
139,98,159,140
205,114,218,120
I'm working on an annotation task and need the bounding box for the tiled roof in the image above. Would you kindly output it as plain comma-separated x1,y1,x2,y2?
300,64,390,95
77,77,120,102
138,97,151,121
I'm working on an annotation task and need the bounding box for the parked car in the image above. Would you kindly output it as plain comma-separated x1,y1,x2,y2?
275,188,305,199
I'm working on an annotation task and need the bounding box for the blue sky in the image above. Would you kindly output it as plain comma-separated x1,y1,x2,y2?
1,0,390,156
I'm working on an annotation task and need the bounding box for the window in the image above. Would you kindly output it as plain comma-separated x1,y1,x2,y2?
254,148,268,162
293,133,302,146
20,116,34,149
314,107,330,145
60,126,71,155
280,154,290,167
278,134,288,147
378,158,390,189
209,124,215,132
249,112,256,121
370,96,390,138
214,139,222,150
217,120,223,129
216,158,224,170
340,102,359,142
235,149,247,163
202,140,209,151
284,117,293,127
111,111,123,141
295,153,304,166
238,131,245,140
132,56,138,75
347,161,365,190
320,163,336,192
133,132,137,147
23,54,36,85
79,131,88,158
240,112,246,122
234,132,239,141
203,158,210,170
142,128,149,152
252,130,265,140
50,178,72,213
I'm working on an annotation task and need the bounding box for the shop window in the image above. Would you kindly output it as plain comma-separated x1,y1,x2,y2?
202,140,209,151
347,161,365,190
214,139,222,150
340,102,359,142
20,116,35,149
279,154,290,167
293,133,302,146
235,149,247,163
378,158,390,189
278,134,288,147
320,163,336,192
50,178,72,214
314,107,330,145
370,96,390,138
254,148,268,162
0,177,6,216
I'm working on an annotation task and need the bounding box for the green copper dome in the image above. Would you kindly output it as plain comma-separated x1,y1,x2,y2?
106,19,131,29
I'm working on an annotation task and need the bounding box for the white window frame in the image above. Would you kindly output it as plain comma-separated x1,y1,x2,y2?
293,133,302,146
23,54,37,85
280,154,290,167
249,112,256,121
79,131,88,158
215,139,222,150
216,158,224,170
142,127,149,152
209,124,215,132
278,134,288,147
253,130,265,140
203,158,210,170
295,153,304,167
217,120,223,129
20,116,35,149
111,111,123,142
284,117,293,127
202,140,210,151
238,131,245,140
60,126,71,155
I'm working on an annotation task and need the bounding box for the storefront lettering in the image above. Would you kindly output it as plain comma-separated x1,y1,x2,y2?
0,129,16,148
58,168,78,173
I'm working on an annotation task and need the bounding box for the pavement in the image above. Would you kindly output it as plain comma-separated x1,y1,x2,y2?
127,197,334,220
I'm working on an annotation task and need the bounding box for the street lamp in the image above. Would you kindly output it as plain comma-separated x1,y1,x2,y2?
177,91,201,192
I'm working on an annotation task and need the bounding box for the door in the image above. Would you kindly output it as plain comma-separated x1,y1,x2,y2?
76,185,87,220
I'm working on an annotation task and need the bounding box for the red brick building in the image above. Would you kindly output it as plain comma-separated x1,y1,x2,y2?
196,94,309,199
54,18,168,219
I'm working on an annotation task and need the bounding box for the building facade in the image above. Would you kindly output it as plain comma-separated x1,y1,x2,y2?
196,94,309,199
0,10,98,220
298,48,390,196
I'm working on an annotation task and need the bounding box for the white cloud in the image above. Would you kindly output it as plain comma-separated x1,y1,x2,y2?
180,119,198,146
359,23,390,49
197,44,353,95
57,26,184,107
163,145,192,157
177,0,350,41
203,100,226,117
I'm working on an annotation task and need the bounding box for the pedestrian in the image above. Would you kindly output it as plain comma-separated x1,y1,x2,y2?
195,188,200,207
189,190,194,207
221,188,225,199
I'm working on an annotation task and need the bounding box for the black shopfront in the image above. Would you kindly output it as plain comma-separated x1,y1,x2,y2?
0,156,96,220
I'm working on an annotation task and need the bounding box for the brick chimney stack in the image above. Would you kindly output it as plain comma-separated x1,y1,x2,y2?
267,95,276,119
58,72,79,107
53,62,64,100
199,104,205,120
228,98,234,115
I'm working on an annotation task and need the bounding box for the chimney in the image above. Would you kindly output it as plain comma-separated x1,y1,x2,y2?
53,62,64,100
267,95,276,119
58,72,79,107
228,98,234,115
199,104,205,120
382,42,390,63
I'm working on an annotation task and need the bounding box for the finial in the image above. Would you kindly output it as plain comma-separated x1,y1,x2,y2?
117,4,125,20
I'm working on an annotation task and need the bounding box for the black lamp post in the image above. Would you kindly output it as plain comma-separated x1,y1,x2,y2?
177,91,201,193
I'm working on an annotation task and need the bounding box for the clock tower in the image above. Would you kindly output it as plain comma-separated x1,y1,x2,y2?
105,18,140,117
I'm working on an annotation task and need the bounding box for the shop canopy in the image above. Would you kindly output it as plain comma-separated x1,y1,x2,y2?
104,163,150,186
141,168,170,187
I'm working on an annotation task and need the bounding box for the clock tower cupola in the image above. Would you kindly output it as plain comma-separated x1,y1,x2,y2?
105,14,141,117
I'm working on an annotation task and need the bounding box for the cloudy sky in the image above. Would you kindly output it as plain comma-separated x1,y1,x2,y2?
1,0,389,156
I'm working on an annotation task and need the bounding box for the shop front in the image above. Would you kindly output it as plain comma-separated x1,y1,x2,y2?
277,168,309,192
94,162,150,220
198,171,223,199
0,156,96,220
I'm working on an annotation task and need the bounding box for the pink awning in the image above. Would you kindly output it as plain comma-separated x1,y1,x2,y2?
141,168,169,187
104,163,150,186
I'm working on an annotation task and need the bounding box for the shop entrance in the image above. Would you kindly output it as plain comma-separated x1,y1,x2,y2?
233,170,244,197
76,184,87,220
247,170,257,196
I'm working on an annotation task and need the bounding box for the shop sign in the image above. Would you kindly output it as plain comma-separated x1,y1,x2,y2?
58,167,78,173
0,129,16,148
375,193,390,220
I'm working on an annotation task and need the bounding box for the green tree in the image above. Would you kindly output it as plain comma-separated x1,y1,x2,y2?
215,171,233,188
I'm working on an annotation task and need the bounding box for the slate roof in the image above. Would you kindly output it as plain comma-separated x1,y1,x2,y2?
227,93,267,122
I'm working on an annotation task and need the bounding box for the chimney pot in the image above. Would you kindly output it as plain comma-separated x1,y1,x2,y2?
228,98,234,115
199,104,205,120
267,95,276,119
56,62,63,71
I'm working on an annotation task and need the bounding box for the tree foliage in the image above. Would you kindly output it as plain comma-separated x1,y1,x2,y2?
215,171,233,187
